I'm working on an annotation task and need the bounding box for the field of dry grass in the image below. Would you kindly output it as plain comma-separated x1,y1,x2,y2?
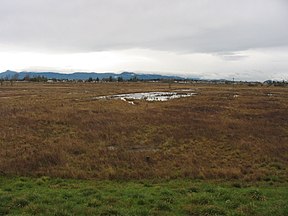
0,82,287,181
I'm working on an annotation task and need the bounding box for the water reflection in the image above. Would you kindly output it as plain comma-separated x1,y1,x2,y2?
95,91,196,102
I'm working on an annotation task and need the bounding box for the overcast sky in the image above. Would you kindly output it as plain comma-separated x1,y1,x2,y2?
0,0,288,81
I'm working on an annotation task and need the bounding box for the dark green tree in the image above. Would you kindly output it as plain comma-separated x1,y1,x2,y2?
117,76,123,82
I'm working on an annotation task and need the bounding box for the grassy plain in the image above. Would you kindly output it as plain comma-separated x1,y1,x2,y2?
0,176,287,216
0,82,287,215
0,82,287,181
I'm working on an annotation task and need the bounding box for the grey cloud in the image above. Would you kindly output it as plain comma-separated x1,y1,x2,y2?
0,0,287,53
213,52,249,61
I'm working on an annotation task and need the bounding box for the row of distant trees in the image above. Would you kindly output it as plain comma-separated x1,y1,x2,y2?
87,75,139,82
0,74,47,82
0,74,48,85
87,76,123,82
0,74,140,84
1,74,287,86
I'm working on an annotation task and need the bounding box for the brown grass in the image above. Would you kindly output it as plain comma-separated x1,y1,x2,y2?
0,82,287,181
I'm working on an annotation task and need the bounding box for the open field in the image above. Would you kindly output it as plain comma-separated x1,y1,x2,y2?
0,176,287,216
0,82,288,181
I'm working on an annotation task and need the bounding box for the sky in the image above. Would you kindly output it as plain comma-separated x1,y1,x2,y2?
0,0,288,81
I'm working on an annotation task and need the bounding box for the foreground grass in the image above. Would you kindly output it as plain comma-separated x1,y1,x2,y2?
0,176,287,216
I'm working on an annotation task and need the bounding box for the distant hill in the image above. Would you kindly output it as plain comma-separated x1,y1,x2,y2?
0,70,185,80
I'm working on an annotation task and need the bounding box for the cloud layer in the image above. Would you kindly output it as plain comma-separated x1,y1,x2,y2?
0,0,287,80
1,0,287,53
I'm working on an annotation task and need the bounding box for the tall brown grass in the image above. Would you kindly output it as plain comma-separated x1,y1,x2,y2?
0,82,287,181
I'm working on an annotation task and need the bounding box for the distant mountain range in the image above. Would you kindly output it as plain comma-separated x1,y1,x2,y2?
0,70,186,80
